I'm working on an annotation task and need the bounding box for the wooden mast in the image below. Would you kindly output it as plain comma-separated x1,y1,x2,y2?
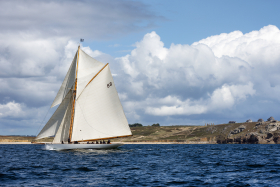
68,45,80,142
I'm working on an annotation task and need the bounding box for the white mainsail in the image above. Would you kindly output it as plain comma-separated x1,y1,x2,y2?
71,65,132,141
36,47,132,142
36,91,72,140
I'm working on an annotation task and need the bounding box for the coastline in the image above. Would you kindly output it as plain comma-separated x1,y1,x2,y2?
0,142,32,144
114,141,212,144
0,141,212,145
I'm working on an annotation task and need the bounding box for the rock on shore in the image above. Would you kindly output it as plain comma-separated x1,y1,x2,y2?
217,121,280,144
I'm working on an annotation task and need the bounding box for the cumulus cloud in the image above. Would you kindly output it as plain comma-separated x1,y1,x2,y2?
194,25,280,64
114,26,280,125
193,25,280,100
140,82,255,116
0,101,24,118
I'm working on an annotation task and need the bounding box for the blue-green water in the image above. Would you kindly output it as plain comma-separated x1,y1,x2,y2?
1,144,280,186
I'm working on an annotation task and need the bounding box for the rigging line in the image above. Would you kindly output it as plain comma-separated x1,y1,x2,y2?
75,99,123,138
35,106,51,136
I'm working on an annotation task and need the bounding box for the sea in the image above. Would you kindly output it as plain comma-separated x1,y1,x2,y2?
1,144,280,186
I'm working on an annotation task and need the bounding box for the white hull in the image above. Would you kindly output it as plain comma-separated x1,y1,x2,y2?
45,143,123,150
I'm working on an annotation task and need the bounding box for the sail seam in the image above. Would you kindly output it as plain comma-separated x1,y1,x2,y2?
76,63,109,100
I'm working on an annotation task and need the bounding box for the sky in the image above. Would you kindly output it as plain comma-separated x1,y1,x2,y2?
1,0,280,135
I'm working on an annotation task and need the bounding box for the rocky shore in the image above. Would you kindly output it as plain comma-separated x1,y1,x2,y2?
216,121,280,144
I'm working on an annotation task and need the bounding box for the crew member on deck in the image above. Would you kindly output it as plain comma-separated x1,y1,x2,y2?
96,141,99,144
107,140,110,144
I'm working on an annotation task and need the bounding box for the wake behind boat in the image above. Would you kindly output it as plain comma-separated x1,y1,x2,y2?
35,45,132,150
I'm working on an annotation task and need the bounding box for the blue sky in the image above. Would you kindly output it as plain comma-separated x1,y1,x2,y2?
87,0,280,56
1,0,280,135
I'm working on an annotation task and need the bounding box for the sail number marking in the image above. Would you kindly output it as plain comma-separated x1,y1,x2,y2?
107,82,112,88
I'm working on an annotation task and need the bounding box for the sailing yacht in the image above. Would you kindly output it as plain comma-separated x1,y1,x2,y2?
35,46,132,150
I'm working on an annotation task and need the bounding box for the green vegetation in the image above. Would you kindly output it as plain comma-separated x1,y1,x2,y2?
152,123,160,127
113,122,262,143
129,123,143,127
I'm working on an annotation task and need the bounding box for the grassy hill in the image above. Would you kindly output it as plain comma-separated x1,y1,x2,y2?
114,122,278,144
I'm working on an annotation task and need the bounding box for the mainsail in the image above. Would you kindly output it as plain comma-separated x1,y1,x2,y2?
36,46,132,142
71,65,131,141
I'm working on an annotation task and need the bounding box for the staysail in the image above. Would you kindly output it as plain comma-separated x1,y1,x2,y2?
51,53,77,108
52,97,72,143
36,91,72,140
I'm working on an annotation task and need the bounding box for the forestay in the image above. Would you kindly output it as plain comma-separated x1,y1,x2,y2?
71,65,132,141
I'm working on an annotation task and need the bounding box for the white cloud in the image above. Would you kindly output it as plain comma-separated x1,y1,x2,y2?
145,97,207,116
193,25,280,66
0,101,24,118
115,26,280,125
144,82,255,116
210,83,255,109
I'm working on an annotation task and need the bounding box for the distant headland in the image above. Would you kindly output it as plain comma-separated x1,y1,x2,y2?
1,117,280,144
